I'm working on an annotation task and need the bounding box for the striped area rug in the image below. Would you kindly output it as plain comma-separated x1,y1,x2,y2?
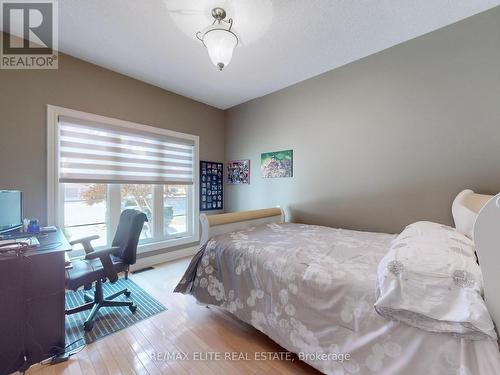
65,278,166,347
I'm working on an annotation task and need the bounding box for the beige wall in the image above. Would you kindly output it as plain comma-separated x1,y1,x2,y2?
225,7,500,233
0,43,224,224
2,6,500,235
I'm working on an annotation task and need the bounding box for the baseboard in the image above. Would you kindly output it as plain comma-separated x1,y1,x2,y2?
130,245,198,271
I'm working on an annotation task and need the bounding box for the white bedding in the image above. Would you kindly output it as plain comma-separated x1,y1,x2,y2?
375,221,497,341
175,223,500,374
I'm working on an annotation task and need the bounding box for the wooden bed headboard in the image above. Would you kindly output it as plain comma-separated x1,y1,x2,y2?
474,193,500,332
200,207,285,246
455,189,494,214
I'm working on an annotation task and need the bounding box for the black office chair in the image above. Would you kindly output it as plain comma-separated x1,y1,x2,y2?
65,209,148,331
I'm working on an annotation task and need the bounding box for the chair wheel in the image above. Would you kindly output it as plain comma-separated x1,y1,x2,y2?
84,321,94,332
124,290,131,298
129,304,137,313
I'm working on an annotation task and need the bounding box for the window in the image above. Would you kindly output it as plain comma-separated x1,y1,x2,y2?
120,184,154,240
63,183,107,248
164,185,188,236
47,106,199,253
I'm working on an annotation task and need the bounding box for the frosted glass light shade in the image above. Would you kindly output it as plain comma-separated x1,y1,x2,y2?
203,29,238,70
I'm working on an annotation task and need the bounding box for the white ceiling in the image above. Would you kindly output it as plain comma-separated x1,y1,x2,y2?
16,1,500,108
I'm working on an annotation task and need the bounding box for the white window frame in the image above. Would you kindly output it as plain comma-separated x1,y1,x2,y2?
47,105,200,253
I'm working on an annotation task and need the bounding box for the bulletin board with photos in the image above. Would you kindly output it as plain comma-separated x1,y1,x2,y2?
200,161,223,211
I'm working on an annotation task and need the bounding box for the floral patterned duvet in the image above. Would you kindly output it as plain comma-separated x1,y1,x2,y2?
174,223,500,375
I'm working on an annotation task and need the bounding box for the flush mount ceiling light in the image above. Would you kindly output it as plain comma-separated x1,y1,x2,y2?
196,7,238,71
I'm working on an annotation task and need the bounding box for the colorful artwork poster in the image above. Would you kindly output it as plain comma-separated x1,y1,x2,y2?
200,161,223,211
226,159,250,184
261,150,293,178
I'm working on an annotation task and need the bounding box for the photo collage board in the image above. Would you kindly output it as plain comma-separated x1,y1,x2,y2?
200,161,223,211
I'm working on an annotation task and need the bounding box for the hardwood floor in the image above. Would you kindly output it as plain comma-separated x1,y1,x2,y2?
25,257,320,375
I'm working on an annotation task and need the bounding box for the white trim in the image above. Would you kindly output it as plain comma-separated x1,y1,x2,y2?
108,183,121,242
131,245,198,271
47,104,200,251
46,106,59,226
47,105,199,143
192,140,200,242
137,236,195,254
153,184,163,241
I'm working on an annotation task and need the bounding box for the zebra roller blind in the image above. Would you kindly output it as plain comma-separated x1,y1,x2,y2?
58,116,195,184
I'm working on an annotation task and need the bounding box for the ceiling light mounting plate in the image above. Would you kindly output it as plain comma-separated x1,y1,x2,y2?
212,7,226,22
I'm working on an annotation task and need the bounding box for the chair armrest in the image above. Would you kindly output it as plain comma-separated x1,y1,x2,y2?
85,246,121,283
69,235,100,254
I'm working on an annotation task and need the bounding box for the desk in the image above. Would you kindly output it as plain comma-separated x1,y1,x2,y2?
0,229,71,375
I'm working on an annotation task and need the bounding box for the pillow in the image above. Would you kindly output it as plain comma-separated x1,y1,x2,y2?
392,221,476,258
375,221,496,340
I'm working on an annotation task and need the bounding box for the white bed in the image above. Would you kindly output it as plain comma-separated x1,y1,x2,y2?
175,193,500,374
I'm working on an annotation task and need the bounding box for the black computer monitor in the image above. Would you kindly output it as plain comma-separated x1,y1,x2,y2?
0,190,23,234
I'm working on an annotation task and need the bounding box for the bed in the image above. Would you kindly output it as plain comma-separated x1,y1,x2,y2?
175,195,500,374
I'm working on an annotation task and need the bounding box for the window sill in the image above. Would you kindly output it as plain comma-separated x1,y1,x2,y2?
137,236,196,254
68,235,196,259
